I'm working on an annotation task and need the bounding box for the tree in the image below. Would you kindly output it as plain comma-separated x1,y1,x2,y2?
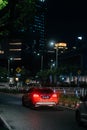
0,0,36,36
0,0,8,10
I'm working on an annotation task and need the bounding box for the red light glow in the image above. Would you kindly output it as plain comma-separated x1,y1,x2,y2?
32,93,40,103
52,93,57,98
33,94,40,98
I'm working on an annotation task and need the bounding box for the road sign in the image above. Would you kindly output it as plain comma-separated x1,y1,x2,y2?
16,67,21,73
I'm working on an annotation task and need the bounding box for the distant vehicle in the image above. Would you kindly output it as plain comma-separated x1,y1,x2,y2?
22,87,59,109
75,94,87,126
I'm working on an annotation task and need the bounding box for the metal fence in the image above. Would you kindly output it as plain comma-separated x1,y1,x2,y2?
54,87,87,97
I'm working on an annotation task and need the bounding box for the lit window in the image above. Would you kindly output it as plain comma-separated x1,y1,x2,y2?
73,46,77,49
0,50,4,54
39,0,45,2
14,58,22,61
9,42,22,45
9,49,22,51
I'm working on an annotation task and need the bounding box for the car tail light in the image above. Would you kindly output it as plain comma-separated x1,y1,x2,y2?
33,94,40,98
52,93,57,98
32,93,40,103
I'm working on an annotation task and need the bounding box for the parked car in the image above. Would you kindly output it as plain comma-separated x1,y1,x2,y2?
22,87,59,109
75,94,87,126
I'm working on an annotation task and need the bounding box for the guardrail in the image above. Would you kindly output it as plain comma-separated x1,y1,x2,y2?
53,87,87,97
0,83,87,97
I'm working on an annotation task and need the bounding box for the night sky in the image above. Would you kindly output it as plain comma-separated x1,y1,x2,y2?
48,0,87,43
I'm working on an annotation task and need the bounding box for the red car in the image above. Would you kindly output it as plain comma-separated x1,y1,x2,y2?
22,87,59,108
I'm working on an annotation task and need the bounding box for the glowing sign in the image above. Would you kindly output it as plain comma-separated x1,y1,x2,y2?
54,42,67,49
16,67,21,73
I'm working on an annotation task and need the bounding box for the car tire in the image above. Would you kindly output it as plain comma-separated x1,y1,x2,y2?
29,102,38,110
29,103,35,109
75,111,83,126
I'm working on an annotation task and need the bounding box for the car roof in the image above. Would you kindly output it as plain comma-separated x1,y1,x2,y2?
27,87,53,93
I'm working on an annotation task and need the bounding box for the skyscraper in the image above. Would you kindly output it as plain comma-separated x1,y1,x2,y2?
8,0,47,73
33,0,47,51
0,0,47,74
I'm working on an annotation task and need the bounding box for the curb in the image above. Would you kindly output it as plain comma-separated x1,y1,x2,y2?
0,115,12,130
58,102,76,110
58,104,75,110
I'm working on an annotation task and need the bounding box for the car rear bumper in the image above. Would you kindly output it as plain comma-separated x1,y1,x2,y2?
35,102,56,107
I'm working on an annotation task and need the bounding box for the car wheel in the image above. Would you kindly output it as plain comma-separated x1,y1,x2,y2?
75,111,83,126
29,103,35,109
29,102,38,110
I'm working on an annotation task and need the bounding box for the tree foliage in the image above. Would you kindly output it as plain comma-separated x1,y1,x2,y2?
13,0,36,29
0,0,8,10
0,0,37,36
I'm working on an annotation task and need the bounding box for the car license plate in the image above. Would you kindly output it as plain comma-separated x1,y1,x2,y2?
42,95,50,99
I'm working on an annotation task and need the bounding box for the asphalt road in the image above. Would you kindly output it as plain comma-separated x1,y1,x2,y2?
0,92,87,130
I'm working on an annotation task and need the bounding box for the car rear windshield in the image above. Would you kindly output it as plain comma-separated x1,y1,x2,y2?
36,88,53,94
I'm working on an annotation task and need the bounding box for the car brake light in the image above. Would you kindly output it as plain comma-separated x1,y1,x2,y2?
52,93,57,98
32,93,40,103
33,93,40,98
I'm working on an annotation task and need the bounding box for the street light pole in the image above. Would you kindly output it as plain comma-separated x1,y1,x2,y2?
56,48,58,69
8,59,10,78
8,57,13,78
41,55,43,71
37,53,43,71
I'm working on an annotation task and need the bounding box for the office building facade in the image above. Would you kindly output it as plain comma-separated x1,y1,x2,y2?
7,0,47,73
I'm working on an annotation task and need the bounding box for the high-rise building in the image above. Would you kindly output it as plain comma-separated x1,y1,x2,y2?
8,39,22,61
20,0,47,73
0,0,47,74
33,0,47,51
8,0,47,73
22,0,47,52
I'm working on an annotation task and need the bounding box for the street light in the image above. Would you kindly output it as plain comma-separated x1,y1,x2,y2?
77,36,83,40
77,36,83,87
36,53,43,71
50,59,55,69
41,55,43,71
8,57,14,78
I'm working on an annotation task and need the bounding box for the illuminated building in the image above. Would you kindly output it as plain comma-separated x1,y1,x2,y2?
0,0,47,73
7,0,47,71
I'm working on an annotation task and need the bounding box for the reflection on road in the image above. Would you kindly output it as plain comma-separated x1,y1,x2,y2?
0,93,86,130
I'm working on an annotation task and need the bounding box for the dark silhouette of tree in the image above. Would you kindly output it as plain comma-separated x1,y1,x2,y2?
0,0,36,37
